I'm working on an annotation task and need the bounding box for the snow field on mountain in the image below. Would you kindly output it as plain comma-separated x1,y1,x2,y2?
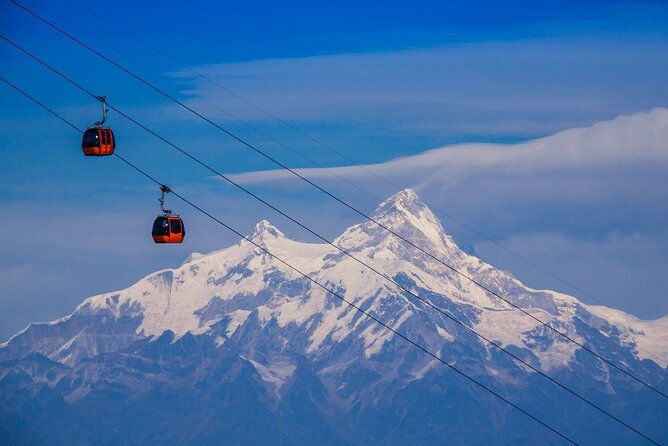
4,188,667,374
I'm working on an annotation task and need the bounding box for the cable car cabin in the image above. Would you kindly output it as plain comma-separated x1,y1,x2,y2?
81,127,115,156
152,216,185,244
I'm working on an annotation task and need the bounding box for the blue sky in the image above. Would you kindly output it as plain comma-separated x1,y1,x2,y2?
1,0,668,340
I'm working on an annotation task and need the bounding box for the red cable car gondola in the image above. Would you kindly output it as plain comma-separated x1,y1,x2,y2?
152,185,185,244
81,96,115,156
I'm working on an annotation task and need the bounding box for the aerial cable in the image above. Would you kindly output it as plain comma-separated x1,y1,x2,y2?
0,56,660,443
60,0,609,309
0,76,582,446
2,10,664,401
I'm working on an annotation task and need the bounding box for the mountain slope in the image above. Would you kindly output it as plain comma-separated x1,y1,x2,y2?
1,189,667,445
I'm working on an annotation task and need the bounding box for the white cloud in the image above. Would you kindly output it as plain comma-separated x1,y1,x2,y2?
173,37,668,138
226,107,668,190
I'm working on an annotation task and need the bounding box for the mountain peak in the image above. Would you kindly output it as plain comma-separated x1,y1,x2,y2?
387,188,420,203
372,189,445,236
334,189,456,256
249,219,285,242
372,188,423,218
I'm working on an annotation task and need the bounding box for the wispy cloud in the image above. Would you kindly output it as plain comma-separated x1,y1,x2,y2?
173,37,668,142
227,108,668,187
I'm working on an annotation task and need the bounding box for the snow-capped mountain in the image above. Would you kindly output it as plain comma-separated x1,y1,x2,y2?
1,190,667,445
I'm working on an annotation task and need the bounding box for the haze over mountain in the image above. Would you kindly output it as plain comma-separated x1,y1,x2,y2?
1,190,667,445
